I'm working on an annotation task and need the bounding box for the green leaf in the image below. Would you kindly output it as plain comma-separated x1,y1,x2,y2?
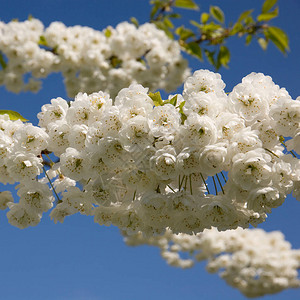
210,6,224,23
258,37,268,50
244,16,254,25
190,20,202,29
104,28,112,38
178,101,187,124
217,45,230,68
0,110,28,122
110,56,122,68
175,26,195,40
262,0,277,13
204,49,215,66
149,92,163,106
174,0,199,10
150,2,161,20
0,51,7,69
130,17,139,28
246,34,252,45
257,7,278,22
163,17,174,29
201,12,210,24
38,35,48,47
154,21,174,39
266,26,289,53
169,13,181,19
237,10,253,23
230,22,243,35
168,95,178,106
185,42,203,60
178,101,185,112
201,23,222,33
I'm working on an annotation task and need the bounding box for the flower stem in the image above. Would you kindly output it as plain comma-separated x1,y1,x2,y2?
200,173,210,194
43,166,61,204
216,173,224,194
212,176,218,195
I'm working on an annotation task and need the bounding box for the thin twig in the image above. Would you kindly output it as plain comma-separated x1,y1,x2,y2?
43,166,61,203
264,147,280,158
200,173,210,194
216,173,224,194
221,171,227,183
179,175,185,190
212,176,218,195
184,176,188,190
189,174,193,195
281,142,297,158
167,185,176,193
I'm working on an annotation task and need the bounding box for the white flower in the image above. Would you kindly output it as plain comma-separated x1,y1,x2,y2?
199,143,228,176
286,128,300,153
7,151,43,181
85,178,118,206
74,91,112,123
46,120,70,156
198,195,241,231
17,181,54,213
88,151,109,177
97,137,129,168
60,147,89,181
138,192,170,233
37,97,69,128
13,123,49,154
241,72,291,106
183,69,226,98
0,130,12,161
85,121,106,151
230,149,272,190
272,159,294,194
270,97,300,137
122,168,158,193
228,127,262,155
0,164,15,184
252,119,280,149
229,82,270,124
68,124,88,151
50,202,77,224
247,186,283,212
65,97,93,126
148,104,181,138
0,191,13,210
61,186,93,215
96,106,122,137
177,147,202,175
7,203,41,229
150,146,178,180
183,91,226,118
115,83,152,107
180,113,217,147
119,116,153,151
53,175,76,193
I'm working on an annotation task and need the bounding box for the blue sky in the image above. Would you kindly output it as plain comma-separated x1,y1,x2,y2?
0,0,300,299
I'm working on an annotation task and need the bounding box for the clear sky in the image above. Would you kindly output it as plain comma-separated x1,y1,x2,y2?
0,0,300,299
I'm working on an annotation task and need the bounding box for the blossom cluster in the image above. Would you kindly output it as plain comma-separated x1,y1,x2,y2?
0,70,299,235
0,18,189,97
124,227,300,297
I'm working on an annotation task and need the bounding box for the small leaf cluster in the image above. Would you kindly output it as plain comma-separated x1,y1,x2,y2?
144,0,289,69
0,110,28,122
148,91,187,123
